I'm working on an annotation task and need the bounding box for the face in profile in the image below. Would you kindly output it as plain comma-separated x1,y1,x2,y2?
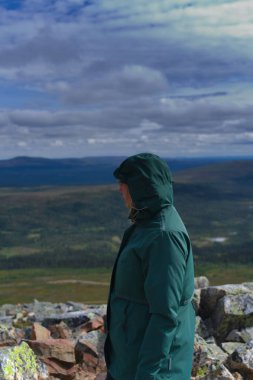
119,182,133,209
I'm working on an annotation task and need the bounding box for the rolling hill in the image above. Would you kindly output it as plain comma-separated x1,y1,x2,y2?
0,159,252,270
0,155,248,187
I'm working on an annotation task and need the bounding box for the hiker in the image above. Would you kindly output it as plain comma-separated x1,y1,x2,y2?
104,153,195,380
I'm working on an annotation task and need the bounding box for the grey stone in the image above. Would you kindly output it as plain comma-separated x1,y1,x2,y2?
221,342,242,355
75,330,107,372
42,310,90,328
0,341,48,379
240,327,253,343
195,276,210,289
200,285,250,319
193,289,201,315
195,316,211,339
225,327,253,344
225,329,244,343
226,340,253,379
76,330,105,353
66,301,87,311
195,363,235,379
243,283,253,291
0,316,13,325
192,334,228,378
212,294,253,340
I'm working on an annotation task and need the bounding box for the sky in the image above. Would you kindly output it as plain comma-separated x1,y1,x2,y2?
0,0,252,159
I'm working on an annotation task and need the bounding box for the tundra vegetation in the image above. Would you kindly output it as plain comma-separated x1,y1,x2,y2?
0,160,252,304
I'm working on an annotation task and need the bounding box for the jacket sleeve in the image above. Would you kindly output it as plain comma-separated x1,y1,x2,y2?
134,231,187,380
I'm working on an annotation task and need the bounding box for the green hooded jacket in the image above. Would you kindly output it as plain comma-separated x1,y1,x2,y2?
104,153,195,380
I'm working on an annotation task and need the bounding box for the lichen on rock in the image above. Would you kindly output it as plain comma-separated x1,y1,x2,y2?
0,342,38,380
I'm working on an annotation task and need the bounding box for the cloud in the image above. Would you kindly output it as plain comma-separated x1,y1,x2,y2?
0,0,252,158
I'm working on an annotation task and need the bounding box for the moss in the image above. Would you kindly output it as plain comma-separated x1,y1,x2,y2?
2,342,37,379
196,365,208,377
13,320,32,329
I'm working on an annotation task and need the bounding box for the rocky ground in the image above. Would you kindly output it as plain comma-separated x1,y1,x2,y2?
0,277,253,379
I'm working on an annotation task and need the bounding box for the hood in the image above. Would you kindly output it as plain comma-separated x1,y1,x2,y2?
113,153,173,220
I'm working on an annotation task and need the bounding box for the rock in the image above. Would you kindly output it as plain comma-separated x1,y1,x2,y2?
27,338,76,363
226,340,253,379
0,316,14,325
43,311,90,329
195,316,210,339
0,324,19,344
0,341,48,379
200,284,250,319
95,373,107,380
31,322,51,340
225,327,253,344
76,339,99,358
193,289,201,316
243,283,253,291
240,327,253,344
195,276,209,289
192,334,228,378
48,321,72,339
212,293,253,340
1,287,253,379
233,372,243,380
79,316,104,333
75,330,106,372
41,357,77,377
195,363,235,379
225,330,244,343
66,301,87,311
221,342,242,355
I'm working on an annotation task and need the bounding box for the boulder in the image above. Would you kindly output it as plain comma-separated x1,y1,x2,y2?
48,321,72,339
31,322,51,340
195,363,235,379
212,293,253,341
226,340,253,379
195,276,209,289
193,289,201,316
225,327,253,344
221,342,242,355
95,373,107,380
74,330,106,373
242,283,253,291
0,324,21,345
0,341,48,379
192,334,228,378
27,338,76,363
200,284,250,319
79,316,104,333
41,357,77,377
195,316,211,339
42,311,90,329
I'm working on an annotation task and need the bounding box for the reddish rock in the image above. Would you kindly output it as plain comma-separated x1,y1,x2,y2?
75,339,99,358
49,321,72,339
31,322,51,340
95,372,107,380
27,339,75,363
79,317,104,333
42,357,77,376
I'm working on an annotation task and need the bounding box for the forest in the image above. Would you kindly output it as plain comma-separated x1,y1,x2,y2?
0,159,252,269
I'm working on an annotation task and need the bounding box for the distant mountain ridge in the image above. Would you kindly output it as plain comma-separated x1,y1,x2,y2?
0,155,252,187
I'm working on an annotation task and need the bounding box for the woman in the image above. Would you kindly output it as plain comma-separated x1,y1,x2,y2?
104,153,195,380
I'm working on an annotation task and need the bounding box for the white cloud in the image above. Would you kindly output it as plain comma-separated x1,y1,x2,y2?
50,139,64,147
0,0,252,158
